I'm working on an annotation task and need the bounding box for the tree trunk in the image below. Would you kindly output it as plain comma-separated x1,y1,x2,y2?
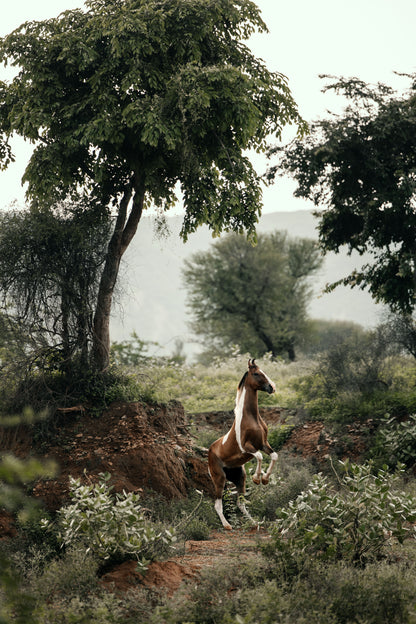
287,343,296,362
91,182,144,371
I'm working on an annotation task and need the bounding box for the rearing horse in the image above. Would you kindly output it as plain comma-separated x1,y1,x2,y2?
208,359,278,530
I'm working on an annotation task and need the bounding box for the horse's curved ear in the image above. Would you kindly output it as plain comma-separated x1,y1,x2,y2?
248,358,256,368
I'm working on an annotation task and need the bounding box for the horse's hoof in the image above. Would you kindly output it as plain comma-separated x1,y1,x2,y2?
252,476,261,485
224,524,233,531
261,476,269,485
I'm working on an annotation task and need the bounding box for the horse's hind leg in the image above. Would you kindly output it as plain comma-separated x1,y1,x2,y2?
225,466,256,526
208,448,232,530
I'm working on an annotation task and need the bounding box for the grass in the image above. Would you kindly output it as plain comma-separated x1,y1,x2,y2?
130,354,314,413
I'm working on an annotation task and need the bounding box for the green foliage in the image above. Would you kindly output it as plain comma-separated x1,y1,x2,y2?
180,518,210,542
371,414,416,470
143,354,305,413
267,461,416,566
53,473,176,570
0,419,59,624
221,559,416,624
111,333,186,367
293,328,415,422
3,362,152,420
267,424,295,451
111,332,161,367
183,231,322,362
301,318,368,356
0,0,305,371
271,73,416,314
380,311,416,359
247,456,314,522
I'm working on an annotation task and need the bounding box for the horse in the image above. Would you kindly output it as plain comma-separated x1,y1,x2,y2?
208,358,278,530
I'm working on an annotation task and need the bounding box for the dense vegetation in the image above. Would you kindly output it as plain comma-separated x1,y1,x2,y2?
1,333,416,623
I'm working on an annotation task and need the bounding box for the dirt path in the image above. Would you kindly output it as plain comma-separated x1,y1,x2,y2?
101,528,270,596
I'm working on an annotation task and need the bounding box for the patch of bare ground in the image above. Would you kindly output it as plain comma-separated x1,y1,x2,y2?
101,527,270,596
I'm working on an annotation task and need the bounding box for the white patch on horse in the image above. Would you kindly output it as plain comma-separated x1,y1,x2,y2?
222,430,230,445
259,368,276,392
234,387,246,453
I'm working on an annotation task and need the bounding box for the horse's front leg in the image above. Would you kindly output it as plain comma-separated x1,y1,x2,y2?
261,451,278,485
252,451,263,485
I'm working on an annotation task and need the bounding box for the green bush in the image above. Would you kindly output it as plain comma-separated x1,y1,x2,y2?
226,558,416,624
371,414,416,470
267,424,295,450
51,473,176,571
267,461,416,566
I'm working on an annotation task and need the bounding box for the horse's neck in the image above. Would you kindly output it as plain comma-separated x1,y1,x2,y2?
235,385,259,422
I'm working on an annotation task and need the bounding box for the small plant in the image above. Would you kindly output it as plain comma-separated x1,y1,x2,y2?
51,473,176,571
267,461,416,566
181,518,210,541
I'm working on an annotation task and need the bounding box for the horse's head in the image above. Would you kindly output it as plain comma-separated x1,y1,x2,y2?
246,358,276,394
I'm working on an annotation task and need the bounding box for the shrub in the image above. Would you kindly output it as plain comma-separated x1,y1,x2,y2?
231,558,416,624
267,461,416,566
267,424,295,451
371,414,416,470
52,473,176,571
247,456,314,522
180,518,210,541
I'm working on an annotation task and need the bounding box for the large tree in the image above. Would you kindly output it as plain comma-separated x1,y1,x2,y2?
0,0,305,371
269,74,416,313
183,231,322,361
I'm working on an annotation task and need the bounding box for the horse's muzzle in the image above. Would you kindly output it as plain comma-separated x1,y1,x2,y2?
265,383,275,394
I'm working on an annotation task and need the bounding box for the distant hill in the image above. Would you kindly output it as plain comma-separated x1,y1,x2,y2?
112,210,384,359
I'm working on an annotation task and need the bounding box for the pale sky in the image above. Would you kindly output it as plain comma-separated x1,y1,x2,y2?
1,0,415,213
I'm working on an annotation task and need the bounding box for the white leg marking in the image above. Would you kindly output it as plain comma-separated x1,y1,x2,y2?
252,451,262,484
263,452,278,483
215,498,232,530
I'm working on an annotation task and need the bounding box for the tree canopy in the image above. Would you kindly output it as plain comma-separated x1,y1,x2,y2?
183,231,322,361
269,74,416,313
0,0,305,370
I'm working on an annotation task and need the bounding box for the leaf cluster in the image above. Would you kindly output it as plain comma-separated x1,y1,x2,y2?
52,472,176,570
371,414,416,470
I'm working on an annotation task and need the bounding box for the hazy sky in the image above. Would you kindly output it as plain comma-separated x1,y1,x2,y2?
1,0,415,213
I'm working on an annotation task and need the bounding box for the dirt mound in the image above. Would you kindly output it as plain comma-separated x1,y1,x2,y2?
1,400,213,513
284,419,377,463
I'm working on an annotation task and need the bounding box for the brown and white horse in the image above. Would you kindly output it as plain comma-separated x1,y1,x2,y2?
208,359,278,530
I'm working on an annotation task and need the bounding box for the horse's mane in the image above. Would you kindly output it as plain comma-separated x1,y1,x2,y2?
238,371,248,390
